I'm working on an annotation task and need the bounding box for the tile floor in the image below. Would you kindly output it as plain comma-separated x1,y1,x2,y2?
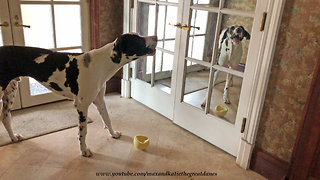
0,93,265,180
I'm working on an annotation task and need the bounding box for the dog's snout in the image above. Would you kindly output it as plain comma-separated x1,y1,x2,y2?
151,36,157,42
145,36,158,48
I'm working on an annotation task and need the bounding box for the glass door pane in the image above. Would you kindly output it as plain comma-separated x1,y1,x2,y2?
136,1,178,94
21,4,54,48
131,0,182,119
12,0,88,107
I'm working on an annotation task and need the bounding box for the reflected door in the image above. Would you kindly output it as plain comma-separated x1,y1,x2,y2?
131,0,182,119
7,0,89,107
174,0,269,156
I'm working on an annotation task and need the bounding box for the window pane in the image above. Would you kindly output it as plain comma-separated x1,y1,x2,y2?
219,14,253,66
154,52,173,94
207,69,243,124
192,0,219,7
183,61,209,110
157,5,177,52
136,57,151,84
29,78,51,96
188,10,217,62
223,0,256,12
21,4,54,49
54,5,81,48
138,2,156,36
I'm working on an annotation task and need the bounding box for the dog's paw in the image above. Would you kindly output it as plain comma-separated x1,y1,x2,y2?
111,131,121,139
81,148,93,157
201,102,206,109
224,98,231,104
11,134,23,142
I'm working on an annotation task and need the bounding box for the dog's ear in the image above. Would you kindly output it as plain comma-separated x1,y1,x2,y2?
221,28,229,40
110,37,123,64
240,26,251,40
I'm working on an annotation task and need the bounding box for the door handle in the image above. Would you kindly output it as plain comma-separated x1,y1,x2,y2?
0,21,9,27
15,22,31,28
168,22,182,29
181,24,200,31
168,23,200,31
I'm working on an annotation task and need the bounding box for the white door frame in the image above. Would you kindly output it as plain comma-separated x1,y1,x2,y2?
123,0,286,169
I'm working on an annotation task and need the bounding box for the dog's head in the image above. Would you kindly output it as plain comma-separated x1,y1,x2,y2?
223,25,250,44
111,33,157,64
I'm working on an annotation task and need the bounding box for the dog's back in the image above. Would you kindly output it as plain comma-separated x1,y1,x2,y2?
0,46,82,89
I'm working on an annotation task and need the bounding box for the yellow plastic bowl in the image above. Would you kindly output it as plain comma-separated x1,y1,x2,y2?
133,135,150,150
214,105,228,118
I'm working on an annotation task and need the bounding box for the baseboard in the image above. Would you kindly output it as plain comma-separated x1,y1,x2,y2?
250,147,289,180
105,76,121,94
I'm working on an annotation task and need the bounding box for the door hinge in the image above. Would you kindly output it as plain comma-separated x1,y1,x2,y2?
260,12,267,31
130,0,134,9
241,117,247,133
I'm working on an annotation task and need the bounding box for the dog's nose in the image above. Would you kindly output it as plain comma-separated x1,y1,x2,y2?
145,36,157,48
151,36,157,42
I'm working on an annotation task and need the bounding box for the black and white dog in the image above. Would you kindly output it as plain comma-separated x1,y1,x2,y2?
0,33,157,157
202,25,250,106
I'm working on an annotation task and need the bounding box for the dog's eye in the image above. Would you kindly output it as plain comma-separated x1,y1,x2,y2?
230,26,235,31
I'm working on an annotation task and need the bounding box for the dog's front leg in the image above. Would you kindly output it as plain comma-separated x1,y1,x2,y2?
75,102,92,157
93,84,121,138
223,73,232,104
201,69,220,108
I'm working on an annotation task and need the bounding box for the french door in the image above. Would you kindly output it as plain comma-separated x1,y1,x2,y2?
0,0,89,108
174,0,269,156
130,0,182,119
128,0,284,165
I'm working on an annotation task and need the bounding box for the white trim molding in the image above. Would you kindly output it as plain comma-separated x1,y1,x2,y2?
236,0,286,169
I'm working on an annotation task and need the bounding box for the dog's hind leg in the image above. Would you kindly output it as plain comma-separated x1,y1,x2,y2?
1,79,23,142
74,102,92,157
93,84,121,138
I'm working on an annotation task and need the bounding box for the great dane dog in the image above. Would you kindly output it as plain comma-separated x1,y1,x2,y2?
0,33,157,157
202,25,250,107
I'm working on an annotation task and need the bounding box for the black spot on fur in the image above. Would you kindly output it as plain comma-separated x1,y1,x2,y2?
111,51,122,64
83,53,91,68
0,46,83,89
240,26,251,40
77,110,86,123
225,40,229,47
49,82,63,91
64,58,79,95
111,34,154,64
221,28,229,45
